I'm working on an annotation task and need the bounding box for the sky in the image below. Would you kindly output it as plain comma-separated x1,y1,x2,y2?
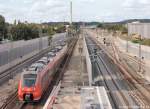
0,0,150,23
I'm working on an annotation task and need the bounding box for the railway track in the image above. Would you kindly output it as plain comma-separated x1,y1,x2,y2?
0,47,54,109
111,38,150,107
86,37,134,109
0,90,24,109
21,39,77,109
0,35,74,109
97,55,132,108
89,35,150,109
104,37,150,107
0,47,52,85
119,60,150,108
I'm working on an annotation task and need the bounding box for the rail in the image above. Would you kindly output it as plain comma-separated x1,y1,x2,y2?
91,35,150,108
43,81,61,109
43,38,78,109
97,55,131,108
0,46,55,109
1,36,78,109
0,47,51,85
0,90,24,109
86,37,130,109
21,38,78,109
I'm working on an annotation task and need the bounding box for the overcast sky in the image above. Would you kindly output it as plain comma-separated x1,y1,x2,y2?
0,0,150,23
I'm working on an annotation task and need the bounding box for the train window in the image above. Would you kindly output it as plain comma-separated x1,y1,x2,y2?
30,63,45,69
48,58,53,62
28,67,37,71
23,74,37,87
55,46,62,52
38,66,44,72
48,52,56,57
37,60,47,65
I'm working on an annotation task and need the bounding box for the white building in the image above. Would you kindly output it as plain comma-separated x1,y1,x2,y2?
128,22,150,39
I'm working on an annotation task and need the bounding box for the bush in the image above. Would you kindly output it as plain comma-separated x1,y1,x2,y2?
141,39,150,46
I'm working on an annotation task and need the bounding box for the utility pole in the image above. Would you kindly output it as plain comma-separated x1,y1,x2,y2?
138,35,142,72
126,23,129,52
68,1,73,45
96,28,98,39
126,40,129,52
9,34,13,79
39,20,43,52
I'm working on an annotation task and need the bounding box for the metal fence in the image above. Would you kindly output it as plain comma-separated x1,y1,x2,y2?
116,38,150,60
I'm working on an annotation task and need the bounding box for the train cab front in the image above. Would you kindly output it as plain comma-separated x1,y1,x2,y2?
18,73,41,102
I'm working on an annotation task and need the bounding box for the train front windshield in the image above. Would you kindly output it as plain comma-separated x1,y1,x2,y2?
23,74,37,87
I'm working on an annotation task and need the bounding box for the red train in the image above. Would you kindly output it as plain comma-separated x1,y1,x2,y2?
18,45,67,101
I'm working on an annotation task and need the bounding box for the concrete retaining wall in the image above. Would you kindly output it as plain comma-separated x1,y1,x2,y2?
0,37,48,73
83,36,92,86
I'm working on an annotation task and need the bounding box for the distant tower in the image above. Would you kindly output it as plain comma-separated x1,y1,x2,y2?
70,1,72,25
14,19,17,25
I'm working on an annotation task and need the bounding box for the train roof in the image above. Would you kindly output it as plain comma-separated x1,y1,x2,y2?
41,57,48,60
22,69,38,76
30,63,44,68
27,63,44,72
55,46,62,49
36,60,47,65
48,52,56,57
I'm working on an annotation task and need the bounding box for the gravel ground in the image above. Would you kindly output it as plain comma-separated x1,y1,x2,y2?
0,73,21,107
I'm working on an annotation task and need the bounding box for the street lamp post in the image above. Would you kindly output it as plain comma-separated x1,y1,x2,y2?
138,35,142,72
39,22,43,52
126,38,129,53
96,28,98,39
9,34,13,79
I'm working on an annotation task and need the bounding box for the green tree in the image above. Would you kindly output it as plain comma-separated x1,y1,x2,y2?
54,24,66,33
10,22,39,40
98,24,127,32
47,26,55,36
0,15,7,41
97,23,104,28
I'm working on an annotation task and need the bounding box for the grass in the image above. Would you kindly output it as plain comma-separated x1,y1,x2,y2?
141,39,150,46
118,33,150,46
131,39,150,46
131,39,142,44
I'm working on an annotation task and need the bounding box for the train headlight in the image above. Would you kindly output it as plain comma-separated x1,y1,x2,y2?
22,88,24,91
33,87,36,91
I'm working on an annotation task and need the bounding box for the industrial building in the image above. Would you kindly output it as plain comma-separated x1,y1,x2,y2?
128,22,150,39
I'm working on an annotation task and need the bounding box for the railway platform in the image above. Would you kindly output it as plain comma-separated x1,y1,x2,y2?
43,35,112,109
52,35,88,109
